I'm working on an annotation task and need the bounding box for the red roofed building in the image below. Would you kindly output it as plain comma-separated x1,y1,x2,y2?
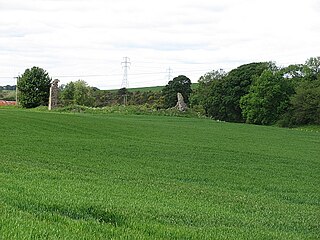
0,100,16,106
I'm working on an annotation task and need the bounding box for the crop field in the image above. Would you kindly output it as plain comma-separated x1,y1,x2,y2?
0,108,319,239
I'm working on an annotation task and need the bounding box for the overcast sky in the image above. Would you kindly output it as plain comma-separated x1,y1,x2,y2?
0,0,319,89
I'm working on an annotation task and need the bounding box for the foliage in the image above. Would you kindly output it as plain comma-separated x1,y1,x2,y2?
240,70,294,125
60,81,75,104
92,90,120,107
0,90,16,101
0,109,319,239
303,56,320,81
190,69,226,113
162,75,192,108
60,80,95,106
280,64,305,88
204,62,273,122
92,89,163,108
289,80,320,125
17,66,51,108
49,104,205,118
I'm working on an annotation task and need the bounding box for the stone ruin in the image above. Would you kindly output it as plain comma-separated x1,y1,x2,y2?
48,79,59,110
175,92,187,111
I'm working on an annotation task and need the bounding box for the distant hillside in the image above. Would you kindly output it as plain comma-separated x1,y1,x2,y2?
127,86,164,92
108,83,198,92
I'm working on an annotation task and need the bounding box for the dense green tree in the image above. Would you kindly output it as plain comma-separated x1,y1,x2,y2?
129,91,163,107
162,75,192,108
74,80,94,106
92,90,118,107
117,87,127,96
289,80,320,125
280,64,305,88
116,88,129,105
240,70,294,125
60,81,75,104
205,62,272,122
91,88,163,108
190,69,226,113
60,80,94,106
304,56,320,81
17,66,51,108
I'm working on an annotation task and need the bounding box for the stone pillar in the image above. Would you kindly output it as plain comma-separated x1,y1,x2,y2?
48,79,59,110
175,92,188,111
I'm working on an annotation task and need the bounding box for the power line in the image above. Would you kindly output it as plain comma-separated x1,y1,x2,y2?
0,68,218,80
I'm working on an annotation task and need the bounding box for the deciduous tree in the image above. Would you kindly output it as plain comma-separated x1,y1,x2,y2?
17,66,51,108
162,75,192,108
205,62,272,122
60,80,94,106
290,80,320,125
190,69,226,114
240,70,294,125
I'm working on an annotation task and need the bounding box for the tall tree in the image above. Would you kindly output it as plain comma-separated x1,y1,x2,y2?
205,62,272,122
60,81,75,105
190,69,226,113
289,80,320,125
240,70,294,125
162,75,192,108
60,80,94,106
303,56,320,81
17,67,51,108
280,64,305,87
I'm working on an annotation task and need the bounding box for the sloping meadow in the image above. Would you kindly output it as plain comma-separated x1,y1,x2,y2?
0,109,319,239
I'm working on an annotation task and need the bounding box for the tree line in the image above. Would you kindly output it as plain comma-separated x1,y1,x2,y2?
191,57,320,126
0,85,16,91
15,56,320,127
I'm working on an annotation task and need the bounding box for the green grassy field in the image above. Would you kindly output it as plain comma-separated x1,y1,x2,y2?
0,109,319,239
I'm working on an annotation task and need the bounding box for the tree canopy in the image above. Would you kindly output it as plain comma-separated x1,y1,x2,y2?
289,80,320,125
60,80,95,106
17,67,51,108
240,70,294,125
203,62,272,122
162,75,192,108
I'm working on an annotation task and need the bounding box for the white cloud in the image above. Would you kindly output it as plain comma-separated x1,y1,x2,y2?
0,0,319,88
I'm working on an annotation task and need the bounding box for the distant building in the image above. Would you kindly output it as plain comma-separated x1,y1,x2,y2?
0,100,16,106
